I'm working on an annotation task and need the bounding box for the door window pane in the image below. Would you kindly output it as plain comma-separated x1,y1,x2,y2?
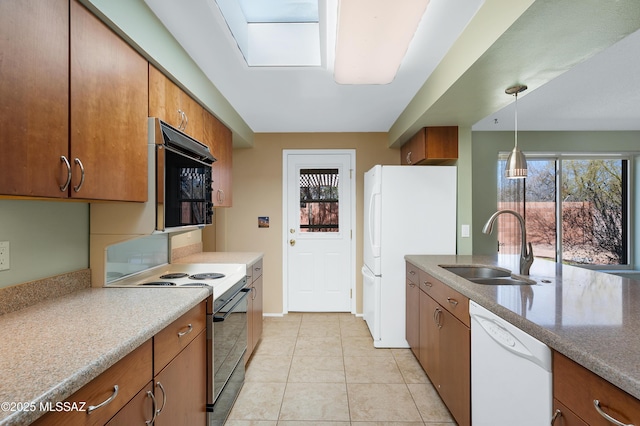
299,168,339,232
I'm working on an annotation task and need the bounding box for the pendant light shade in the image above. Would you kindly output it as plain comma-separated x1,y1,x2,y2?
504,84,528,179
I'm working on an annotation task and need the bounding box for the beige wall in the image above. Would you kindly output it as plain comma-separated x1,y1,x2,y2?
207,133,400,315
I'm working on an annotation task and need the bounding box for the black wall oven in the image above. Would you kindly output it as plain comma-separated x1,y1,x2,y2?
208,277,249,425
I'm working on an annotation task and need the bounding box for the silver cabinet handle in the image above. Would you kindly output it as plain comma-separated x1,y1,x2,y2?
409,282,416,288
156,381,167,416
447,297,459,307
60,156,72,191
86,385,118,414
423,281,433,287
177,109,185,130
593,400,634,426
177,323,193,337
550,409,562,425
145,390,158,425
217,189,225,203
406,151,412,164
251,285,257,300
73,158,85,192
183,109,188,130
409,270,416,275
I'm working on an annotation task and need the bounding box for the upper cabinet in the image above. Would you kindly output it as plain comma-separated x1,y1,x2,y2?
0,0,69,198
203,111,233,207
149,65,204,141
400,126,458,165
70,0,148,201
0,0,148,201
150,65,233,207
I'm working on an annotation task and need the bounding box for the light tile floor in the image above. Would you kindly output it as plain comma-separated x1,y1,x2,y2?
225,312,457,425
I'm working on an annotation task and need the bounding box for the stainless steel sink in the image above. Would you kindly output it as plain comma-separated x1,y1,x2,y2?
439,265,535,285
467,277,535,285
440,265,511,279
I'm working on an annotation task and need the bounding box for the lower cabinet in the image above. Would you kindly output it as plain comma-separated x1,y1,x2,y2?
553,351,640,425
246,258,264,364
407,262,470,426
32,301,207,426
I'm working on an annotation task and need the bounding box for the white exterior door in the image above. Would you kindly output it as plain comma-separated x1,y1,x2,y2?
283,150,354,312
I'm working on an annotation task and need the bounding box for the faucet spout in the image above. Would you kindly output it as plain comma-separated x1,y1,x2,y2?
482,209,534,275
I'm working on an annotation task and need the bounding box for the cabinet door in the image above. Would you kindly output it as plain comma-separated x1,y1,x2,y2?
439,308,470,426
154,331,207,426
405,278,420,357
106,382,155,426
70,0,148,201
180,92,204,141
418,291,440,386
203,110,233,207
0,0,69,198
149,64,184,129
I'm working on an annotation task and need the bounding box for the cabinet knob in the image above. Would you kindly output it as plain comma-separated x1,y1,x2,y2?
289,239,296,246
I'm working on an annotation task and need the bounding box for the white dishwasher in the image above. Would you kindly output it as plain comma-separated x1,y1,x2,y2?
469,301,552,426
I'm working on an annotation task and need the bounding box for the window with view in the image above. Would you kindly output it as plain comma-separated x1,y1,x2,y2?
497,156,629,268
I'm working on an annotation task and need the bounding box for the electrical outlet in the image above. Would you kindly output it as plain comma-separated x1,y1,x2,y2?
0,241,10,271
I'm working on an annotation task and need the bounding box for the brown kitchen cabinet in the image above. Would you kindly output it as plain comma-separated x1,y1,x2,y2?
407,263,470,426
400,126,458,165
405,262,420,358
0,0,148,201
32,340,154,426
0,0,69,198
203,110,233,207
32,301,208,426
246,258,264,364
70,0,148,201
149,64,204,141
553,351,640,425
153,331,207,426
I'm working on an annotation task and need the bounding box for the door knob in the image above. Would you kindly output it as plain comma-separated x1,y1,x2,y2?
290,228,295,234
289,239,296,246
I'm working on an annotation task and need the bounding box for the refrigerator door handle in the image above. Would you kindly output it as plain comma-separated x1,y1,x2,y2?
362,265,375,280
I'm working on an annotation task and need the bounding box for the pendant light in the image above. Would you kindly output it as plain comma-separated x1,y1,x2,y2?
504,84,528,179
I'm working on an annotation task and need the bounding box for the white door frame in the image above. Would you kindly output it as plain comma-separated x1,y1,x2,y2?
282,149,356,314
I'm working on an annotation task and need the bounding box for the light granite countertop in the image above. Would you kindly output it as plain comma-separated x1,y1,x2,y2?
405,254,640,401
0,287,209,426
174,251,264,266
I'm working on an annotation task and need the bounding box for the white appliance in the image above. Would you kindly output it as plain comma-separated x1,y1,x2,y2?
469,301,552,426
362,165,456,347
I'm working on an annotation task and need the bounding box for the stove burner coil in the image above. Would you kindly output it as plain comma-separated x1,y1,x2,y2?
189,273,225,280
159,273,189,279
141,281,177,286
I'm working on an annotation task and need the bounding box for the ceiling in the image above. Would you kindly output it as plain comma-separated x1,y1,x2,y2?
142,0,640,139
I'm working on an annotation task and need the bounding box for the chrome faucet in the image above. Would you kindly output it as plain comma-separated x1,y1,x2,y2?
482,209,534,275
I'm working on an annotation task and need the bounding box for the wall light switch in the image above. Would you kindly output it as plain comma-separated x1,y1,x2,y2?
0,241,10,271
461,225,470,238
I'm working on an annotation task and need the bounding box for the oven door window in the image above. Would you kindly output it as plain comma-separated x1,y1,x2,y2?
213,289,248,403
163,147,213,228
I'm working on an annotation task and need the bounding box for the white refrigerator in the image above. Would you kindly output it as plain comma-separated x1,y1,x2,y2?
362,165,457,348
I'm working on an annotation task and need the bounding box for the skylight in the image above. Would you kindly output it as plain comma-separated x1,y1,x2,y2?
216,0,321,67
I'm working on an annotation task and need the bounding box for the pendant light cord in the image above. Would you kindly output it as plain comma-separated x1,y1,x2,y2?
514,92,518,148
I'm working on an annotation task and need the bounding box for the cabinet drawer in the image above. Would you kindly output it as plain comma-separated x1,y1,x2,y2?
33,340,152,426
406,262,420,284
252,259,263,281
553,399,588,426
154,301,206,375
418,271,469,327
554,352,640,425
